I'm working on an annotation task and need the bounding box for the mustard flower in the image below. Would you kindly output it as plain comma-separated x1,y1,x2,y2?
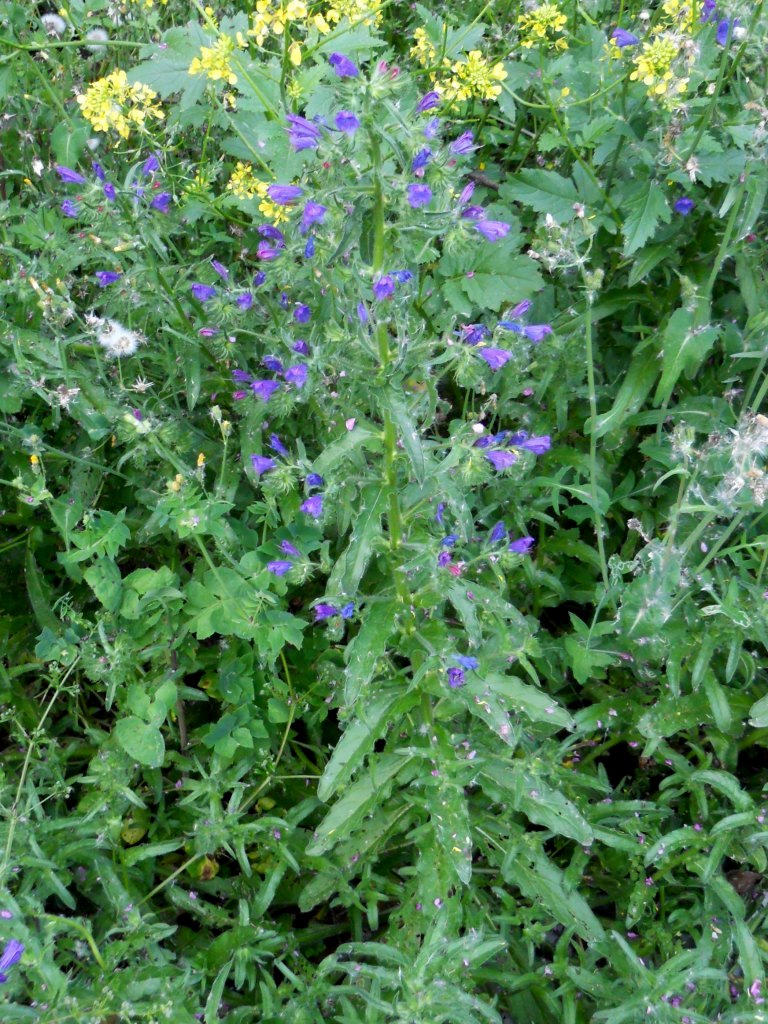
518,3,568,51
77,69,164,140
189,35,241,86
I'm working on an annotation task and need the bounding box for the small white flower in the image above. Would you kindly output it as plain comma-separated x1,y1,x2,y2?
32,158,44,177
130,376,154,393
41,13,66,37
733,25,747,42
96,319,143,358
56,385,80,409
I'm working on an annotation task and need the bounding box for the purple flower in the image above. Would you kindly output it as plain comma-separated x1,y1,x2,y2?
103,182,117,202
524,324,552,343
294,304,311,323
0,939,23,984
423,117,441,140
304,236,316,259
447,667,466,688
251,380,281,402
716,18,739,45
407,183,433,208
251,455,276,475
141,153,160,176
301,494,323,518
263,356,284,373
510,299,532,318
253,271,267,287
236,292,254,310
287,114,322,151
306,473,324,488
442,534,459,547
301,201,327,232
435,502,445,524
416,91,440,113
329,52,359,77
211,259,229,279
315,603,339,621
150,191,171,211
92,161,106,181
701,0,717,21
509,535,535,554
191,283,217,302
460,324,490,345
94,271,122,287
267,560,293,576
474,220,511,242
341,602,355,619
611,28,639,47
486,450,517,471
357,302,369,324
259,224,286,244
749,980,765,1005
269,433,289,456
61,200,78,218
267,185,303,206
450,131,475,155
373,275,395,301
458,182,475,205
437,550,452,567
335,110,360,133
517,434,551,454
392,270,413,283
674,197,695,216
232,370,252,386
257,242,281,261
280,540,300,556
412,148,432,172
56,165,87,184
452,655,479,670
479,347,512,371
285,364,308,388
489,522,507,543
293,339,309,355
461,205,485,220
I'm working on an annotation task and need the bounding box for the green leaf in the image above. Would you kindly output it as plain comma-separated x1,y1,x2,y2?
501,171,581,222
621,182,671,255
129,24,210,104
503,844,604,942
590,350,659,438
430,775,473,886
385,394,427,484
342,601,398,707
483,673,574,729
318,688,414,801
654,309,719,406
83,559,123,613
114,717,165,768
307,754,410,855
326,485,386,597
748,692,768,727
25,550,61,635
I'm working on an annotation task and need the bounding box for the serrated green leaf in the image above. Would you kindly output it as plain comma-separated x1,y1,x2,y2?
501,171,580,222
621,182,671,255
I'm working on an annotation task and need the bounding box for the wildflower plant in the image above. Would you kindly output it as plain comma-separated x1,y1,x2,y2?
0,0,767,1021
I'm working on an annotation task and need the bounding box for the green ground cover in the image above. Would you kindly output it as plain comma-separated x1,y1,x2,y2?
1,0,768,1019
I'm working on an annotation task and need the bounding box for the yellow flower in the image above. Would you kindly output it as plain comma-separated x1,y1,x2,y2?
128,0,168,7
258,198,290,225
659,0,696,32
323,0,382,27
288,39,302,65
411,26,438,67
438,50,507,103
77,69,164,140
188,35,241,86
630,34,688,101
518,2,569,51
226,162,269,200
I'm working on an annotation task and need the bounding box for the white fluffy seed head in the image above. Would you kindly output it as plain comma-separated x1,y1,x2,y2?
96,319,143,358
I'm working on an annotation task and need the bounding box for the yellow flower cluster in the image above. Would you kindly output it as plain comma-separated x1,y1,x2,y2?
189,35,242,86
127,0,168,7
225,163,291,224
248,0,380,48
410,31,507,104
659,0,696,32
517,2,568,51
440,51,507,102
629,34,688,99
77,70,164,140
